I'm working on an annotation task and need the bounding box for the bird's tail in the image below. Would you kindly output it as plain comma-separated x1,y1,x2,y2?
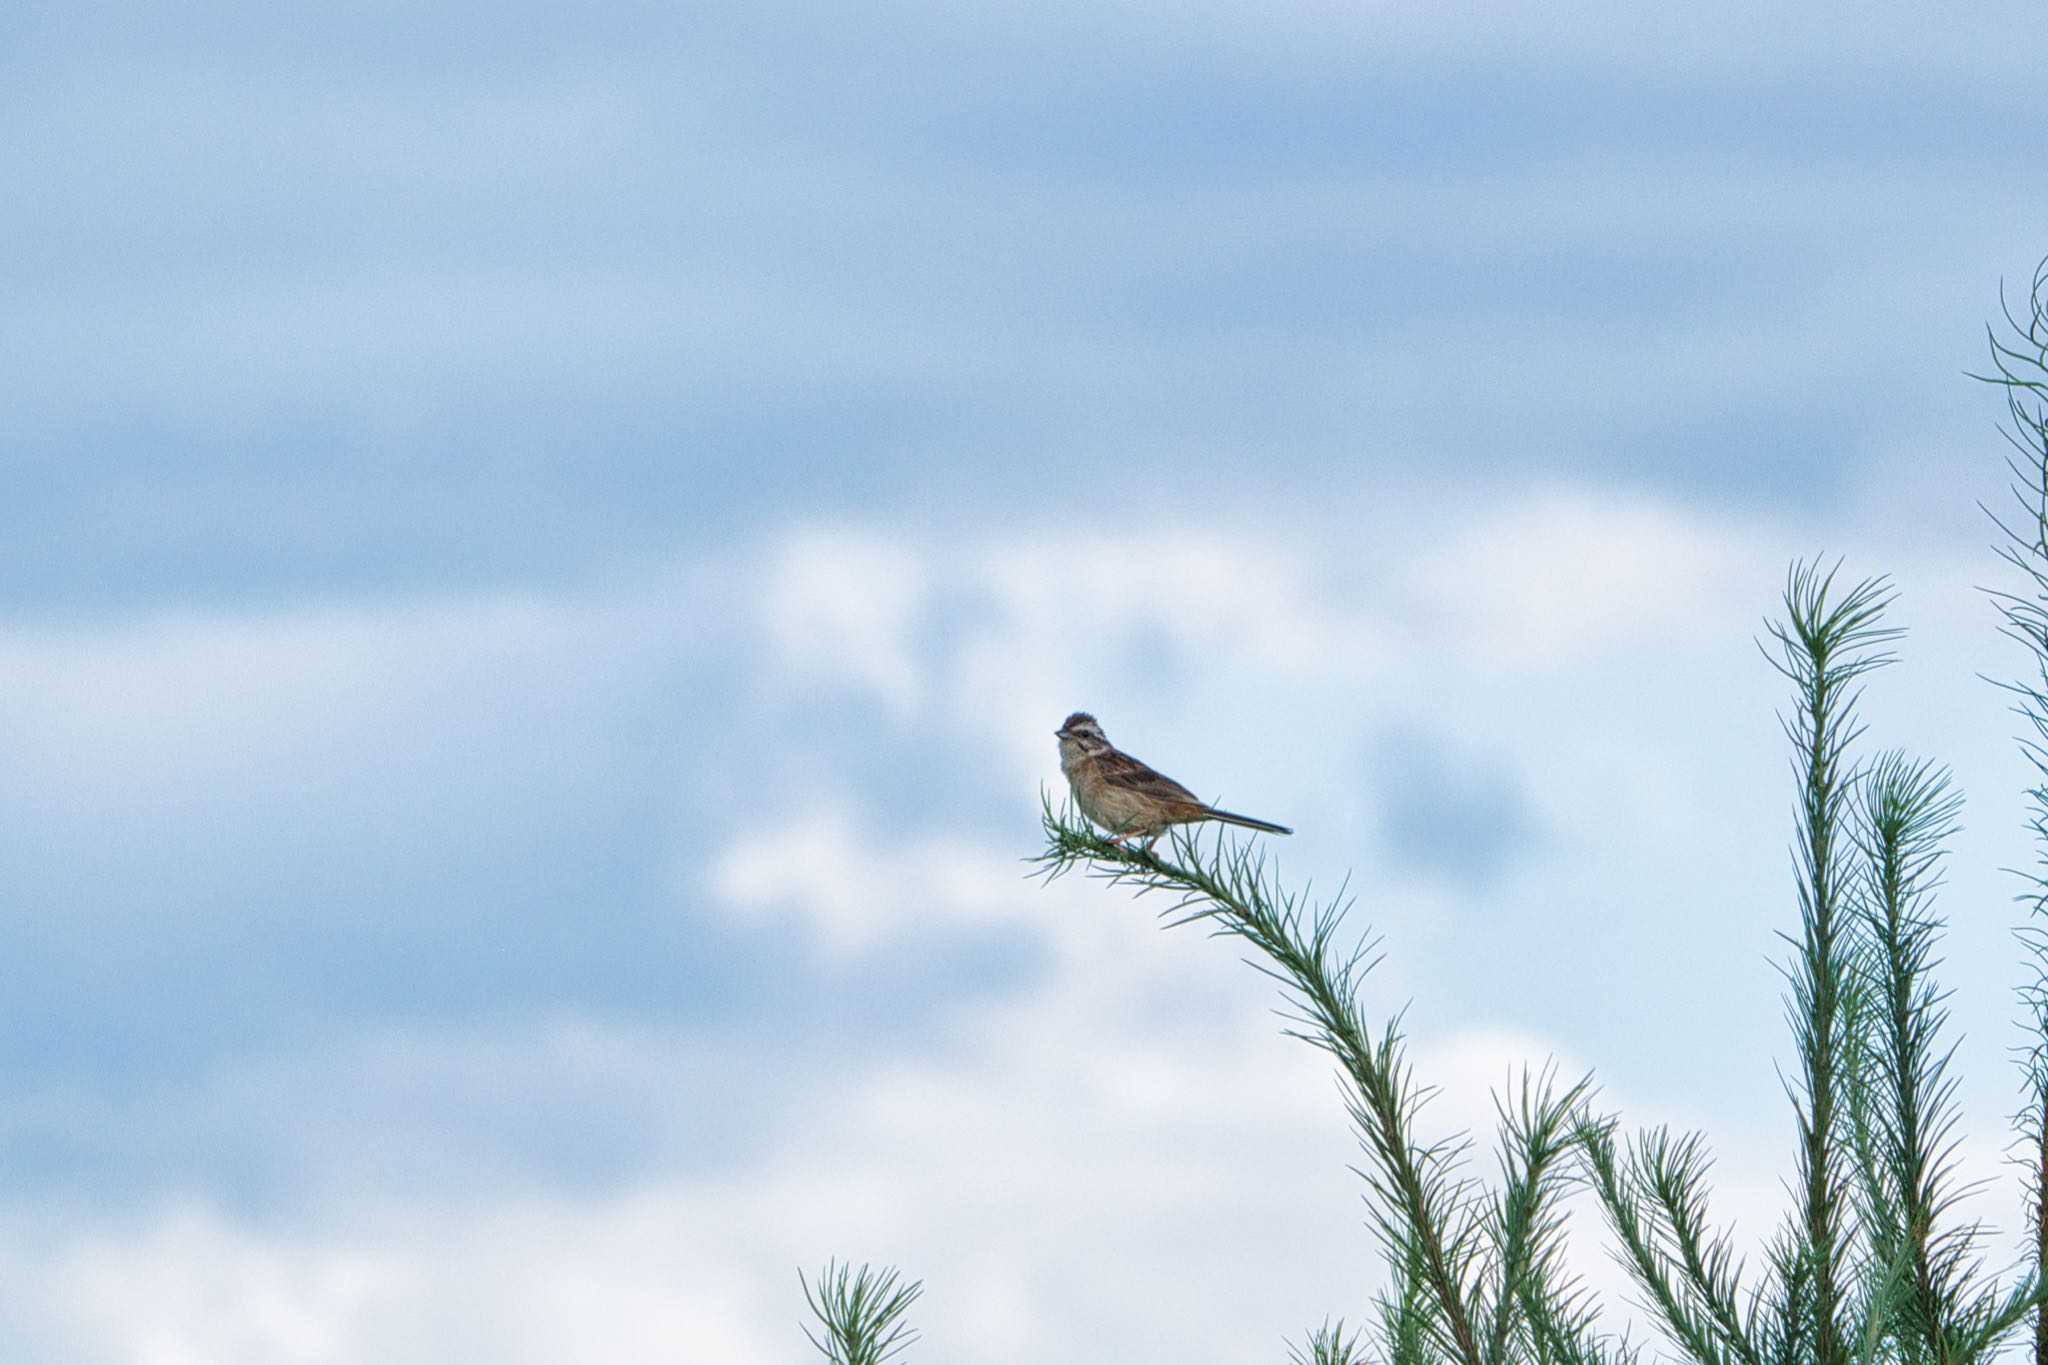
1202,807,1292,836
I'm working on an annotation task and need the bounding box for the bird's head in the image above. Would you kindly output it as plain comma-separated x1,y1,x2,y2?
1055,712,1110,758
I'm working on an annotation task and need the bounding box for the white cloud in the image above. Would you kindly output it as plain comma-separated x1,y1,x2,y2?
0,1009,1602,1365
706,804,1038,956
1,996,1898,1365
0,588,662,820
0,1192,780,1365
2,484,2039,1363
1408,488,1766,669
35,1206,406,1365
760,531,930,716
737,486,1778,805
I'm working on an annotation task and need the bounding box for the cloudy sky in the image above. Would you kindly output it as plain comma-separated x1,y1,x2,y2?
8,2,2048,1360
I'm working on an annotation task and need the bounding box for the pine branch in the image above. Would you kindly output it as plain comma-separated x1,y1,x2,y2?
1850,752,1973,1365
1980,257,2048,1365
1488,1072,1633,1365
1762,1224,1815,1365
2037,1089,2048,1365
800,1261,923,1365
1639,1129,1764,1365
1036,803,1492,1365
1484,1069,1603,1365
1519,1276,1634,1365
1380,1231,1440,1365
1763,561,1902,1365
1581,1116,1746,1365
1292,1318,1372,1365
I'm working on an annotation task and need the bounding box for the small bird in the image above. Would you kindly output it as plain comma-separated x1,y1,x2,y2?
1055,712,1292,846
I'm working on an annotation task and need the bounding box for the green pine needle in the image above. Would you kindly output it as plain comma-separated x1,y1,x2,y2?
800,1261,923,1365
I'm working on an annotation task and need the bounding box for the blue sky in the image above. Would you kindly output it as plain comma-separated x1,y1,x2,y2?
6,2,2048,1360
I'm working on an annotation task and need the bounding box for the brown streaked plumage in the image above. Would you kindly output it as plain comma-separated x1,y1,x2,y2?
1054,711,1291,845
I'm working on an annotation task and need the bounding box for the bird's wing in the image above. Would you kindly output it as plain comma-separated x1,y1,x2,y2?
1098,750,1204,809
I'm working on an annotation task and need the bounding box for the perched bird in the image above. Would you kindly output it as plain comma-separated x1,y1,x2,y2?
1055,711,1292,846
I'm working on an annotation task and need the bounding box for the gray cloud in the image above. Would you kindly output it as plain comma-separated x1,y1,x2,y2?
3,1,2044,609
